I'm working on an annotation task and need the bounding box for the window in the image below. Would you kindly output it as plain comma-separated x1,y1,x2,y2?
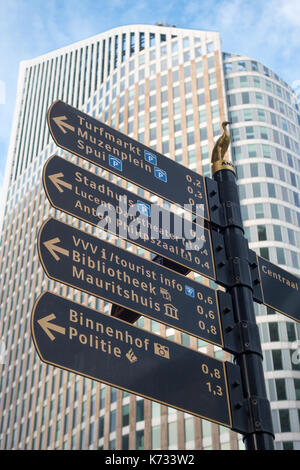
227,94,236,106
198,93,205,106
268,183,276,198
258,109,265,121
277,247,285,265
230,110,238,123
210,88,218,101
253,76,261,87
168,421,178,447
136,400,144,422
110,409,116,432
122,404,130,426
238,61,246,71
241,205,248,220
288,228,295,245
262,144,271,158
275,379,287,400
253,183,261,197
184,418,195,442
152,426,160,449
211,104,219,119
258,225,267,241
248,144,257,157
226,78,234,90
272,350,283,369
246,126,255,139
122,434,129,449
279,409,291,432
284,207,292,223
236,165,244,179
244,109,253,121
136,430,144,450
265,163,273,177
240,76,248,87
294,379,300,400
232,146,242,160
98,416,104,438
242,92,250,104
260,247,269,259
269,322,279,341
281,117,288,131
271,203,279,219
268,96,274,109
255,203,264,218
224,62,232,74
260,126,268,139
250,163,258,177
231,128,240,142
287,322,296,342
255,92,263,105
200,127,207,141
207,41,214,53
207,56,215,69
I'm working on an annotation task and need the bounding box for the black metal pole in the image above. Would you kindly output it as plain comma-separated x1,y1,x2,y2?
213,164,274,450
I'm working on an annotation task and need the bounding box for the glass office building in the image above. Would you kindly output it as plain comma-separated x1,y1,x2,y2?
0,24,299,450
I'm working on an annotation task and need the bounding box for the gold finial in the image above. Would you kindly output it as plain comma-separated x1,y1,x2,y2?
211,121,235,175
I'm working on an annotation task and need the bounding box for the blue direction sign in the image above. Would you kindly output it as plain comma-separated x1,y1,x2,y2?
37,217,225,348
43,155,215,280
47,100,210,221
31,291,247,430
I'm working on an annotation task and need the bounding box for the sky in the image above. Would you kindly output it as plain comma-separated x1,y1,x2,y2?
0,0,300,189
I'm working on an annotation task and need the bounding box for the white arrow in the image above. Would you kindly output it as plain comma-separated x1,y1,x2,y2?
48,172,72,193
52,115,75,134
43,237,69,261
38,314,66,341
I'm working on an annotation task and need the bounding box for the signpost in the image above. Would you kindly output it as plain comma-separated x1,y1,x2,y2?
37,217,227,348
31,291,247,430
32,99,300,450
47,100,212,222
43,154,215,280
254,255,300,324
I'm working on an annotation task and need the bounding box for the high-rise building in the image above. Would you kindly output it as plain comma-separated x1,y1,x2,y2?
0,24,300,451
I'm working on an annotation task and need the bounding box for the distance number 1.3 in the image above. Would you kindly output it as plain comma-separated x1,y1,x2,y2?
201,363,223,397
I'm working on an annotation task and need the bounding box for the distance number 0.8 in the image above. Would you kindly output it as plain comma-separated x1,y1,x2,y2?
201,364,223,397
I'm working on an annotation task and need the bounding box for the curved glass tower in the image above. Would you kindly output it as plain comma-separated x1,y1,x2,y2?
0,24,299,450
224,52,300,449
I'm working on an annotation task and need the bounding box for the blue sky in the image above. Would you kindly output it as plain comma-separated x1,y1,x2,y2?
0,0,300,188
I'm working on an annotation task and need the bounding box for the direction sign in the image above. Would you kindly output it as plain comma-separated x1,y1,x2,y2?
47,100,210,221
43,155,215,280
31,291,242,429
37,217,225,347
254,255,300,324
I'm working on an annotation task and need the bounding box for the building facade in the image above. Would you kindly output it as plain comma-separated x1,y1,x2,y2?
0,24,299,450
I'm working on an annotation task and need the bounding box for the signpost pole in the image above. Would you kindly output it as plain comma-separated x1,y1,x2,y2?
212,157,274,450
